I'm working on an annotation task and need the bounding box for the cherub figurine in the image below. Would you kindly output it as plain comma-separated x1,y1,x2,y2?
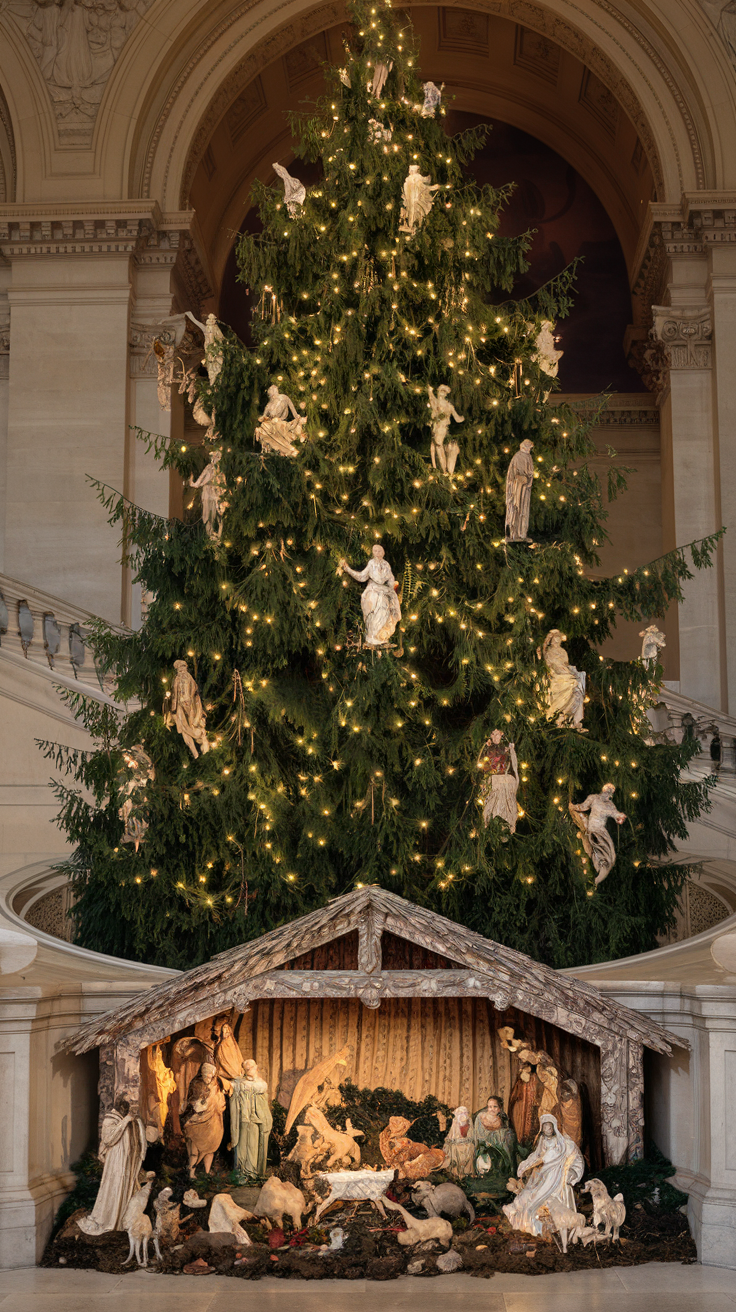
273,162,306,217
427,384,463,473
569,784,627,885
399,166,441,235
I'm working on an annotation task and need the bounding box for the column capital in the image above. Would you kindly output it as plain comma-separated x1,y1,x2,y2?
652,304,713,371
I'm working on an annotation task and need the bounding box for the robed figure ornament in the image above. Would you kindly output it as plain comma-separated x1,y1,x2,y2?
229,1059,273,1177
569,784,627,885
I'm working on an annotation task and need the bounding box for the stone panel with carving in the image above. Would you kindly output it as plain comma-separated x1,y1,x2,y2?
4,0,154,145
579,67,620,137
227,76,268,147
514,24,561,83
438,7,490,55
652,305,713,370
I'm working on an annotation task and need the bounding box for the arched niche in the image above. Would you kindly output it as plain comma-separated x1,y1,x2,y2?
183,6,661,294
218,110,643,395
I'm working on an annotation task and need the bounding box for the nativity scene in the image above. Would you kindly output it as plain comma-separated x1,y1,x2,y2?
49,889,695,1278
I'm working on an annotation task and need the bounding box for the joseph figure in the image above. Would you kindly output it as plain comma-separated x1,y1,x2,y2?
229,1059,272,1176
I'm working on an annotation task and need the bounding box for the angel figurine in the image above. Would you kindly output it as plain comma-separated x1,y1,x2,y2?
505,439,535,542
399,166,441,235
539,630,586,729
569,784,627,885
164,660,210,758
189,448,228,541
273,162,306,216
116,744,155,850
340,544,402,647
184,311,225,386
369,60,393,97
427,383,463,473
640,624,666,668
532,320,563,379
151,338,175,411
255,385,306,456
420,81,443,117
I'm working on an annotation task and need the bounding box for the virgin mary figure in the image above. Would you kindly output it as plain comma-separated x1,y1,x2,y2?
502,1113,584,1237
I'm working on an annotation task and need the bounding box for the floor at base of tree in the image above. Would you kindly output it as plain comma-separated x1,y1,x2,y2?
3,1263,736,1310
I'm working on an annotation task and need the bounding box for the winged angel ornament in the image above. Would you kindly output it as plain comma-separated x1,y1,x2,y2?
399,166,441,235
273,162,306,216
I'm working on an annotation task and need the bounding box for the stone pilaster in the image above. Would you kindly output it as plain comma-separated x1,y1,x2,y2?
0,205,200,624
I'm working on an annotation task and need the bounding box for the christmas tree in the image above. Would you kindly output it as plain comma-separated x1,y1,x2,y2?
43,0,718,970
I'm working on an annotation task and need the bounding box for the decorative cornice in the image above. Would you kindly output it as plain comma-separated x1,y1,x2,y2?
0,204,196,262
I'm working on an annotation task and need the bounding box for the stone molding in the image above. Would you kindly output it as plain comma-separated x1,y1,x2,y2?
553,394,660,426
0,207,211,313
0,319,8,383
652,304,713,370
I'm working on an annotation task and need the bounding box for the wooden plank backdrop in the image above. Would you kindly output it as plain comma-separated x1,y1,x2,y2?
230,996,601,1163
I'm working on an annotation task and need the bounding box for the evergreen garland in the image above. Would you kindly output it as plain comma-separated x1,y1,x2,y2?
40,0,718,969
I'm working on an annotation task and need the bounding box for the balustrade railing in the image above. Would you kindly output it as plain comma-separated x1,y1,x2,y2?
650,687,736,773
0,572,123,701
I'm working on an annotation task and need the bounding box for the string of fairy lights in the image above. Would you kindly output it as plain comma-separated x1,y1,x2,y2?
111,0,709,921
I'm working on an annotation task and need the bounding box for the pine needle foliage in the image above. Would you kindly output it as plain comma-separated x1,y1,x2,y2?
43,0,718,969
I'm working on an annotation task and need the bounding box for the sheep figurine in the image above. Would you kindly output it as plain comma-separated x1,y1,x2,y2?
121,1174,155,1268
240,1177,308,1230
411,1180,475,1223
384,1196,452,1247
581,1178,626,1241
542,1196,588,1253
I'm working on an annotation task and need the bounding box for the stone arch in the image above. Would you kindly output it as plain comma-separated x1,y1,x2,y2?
123,0,728,227
0,84,16,204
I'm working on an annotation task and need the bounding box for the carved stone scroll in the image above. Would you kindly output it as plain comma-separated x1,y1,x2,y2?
627,1041,645,1161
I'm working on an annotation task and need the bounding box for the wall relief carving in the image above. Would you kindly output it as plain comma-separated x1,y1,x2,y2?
697,1,736,72
3,0,154,146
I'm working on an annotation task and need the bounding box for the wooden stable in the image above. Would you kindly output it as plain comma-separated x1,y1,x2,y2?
67,888,687,1166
